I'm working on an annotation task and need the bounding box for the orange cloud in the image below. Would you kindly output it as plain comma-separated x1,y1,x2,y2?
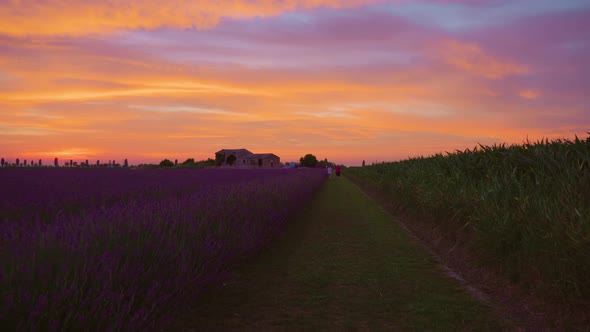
0,83,275,103
518,89,540,99
1,6,587,167
439,40,529,79
37,148,101,159
0,0,380,36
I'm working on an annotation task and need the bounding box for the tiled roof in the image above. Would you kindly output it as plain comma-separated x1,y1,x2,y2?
248,153,278,158
215,149,253,158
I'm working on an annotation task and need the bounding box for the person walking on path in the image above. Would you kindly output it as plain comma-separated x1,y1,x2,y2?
327,165,333,178
335,165,341,177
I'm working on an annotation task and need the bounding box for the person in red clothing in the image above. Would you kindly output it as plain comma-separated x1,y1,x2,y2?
335,164,341,177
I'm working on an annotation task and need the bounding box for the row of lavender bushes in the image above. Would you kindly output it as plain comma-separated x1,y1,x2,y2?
1,168,326,331
1,168,283,225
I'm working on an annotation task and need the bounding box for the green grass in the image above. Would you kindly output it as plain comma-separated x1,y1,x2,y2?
166,178,503,331
347,135,590,304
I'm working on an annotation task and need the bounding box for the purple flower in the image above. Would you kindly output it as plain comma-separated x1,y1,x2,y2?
2,168,326,330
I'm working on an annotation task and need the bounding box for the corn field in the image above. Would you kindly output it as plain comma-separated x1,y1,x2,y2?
348,135,590,304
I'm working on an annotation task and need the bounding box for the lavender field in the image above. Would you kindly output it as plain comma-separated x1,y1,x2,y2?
0,168,326,331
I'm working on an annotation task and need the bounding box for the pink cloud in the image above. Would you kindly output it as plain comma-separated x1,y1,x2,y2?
437,39,529,79
518,90,540,100
0,0,384,36
0,1,588,165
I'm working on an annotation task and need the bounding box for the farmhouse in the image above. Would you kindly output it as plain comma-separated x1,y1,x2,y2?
215,149,281,168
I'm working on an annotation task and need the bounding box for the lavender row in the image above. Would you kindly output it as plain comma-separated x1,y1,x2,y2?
0,168,291,225
1,168,326,331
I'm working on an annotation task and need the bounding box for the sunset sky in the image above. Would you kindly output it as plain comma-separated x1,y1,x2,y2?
1,0,589,166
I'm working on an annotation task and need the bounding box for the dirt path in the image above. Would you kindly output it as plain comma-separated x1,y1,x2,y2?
163,178,506,331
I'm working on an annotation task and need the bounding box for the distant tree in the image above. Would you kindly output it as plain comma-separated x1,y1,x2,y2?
202,158,216,167
124,159,128,167
96,160,100,166
39,159,42,167
70,159,73,167
182,158,195,165
226,154,236,166
362,160,365,167
54,158,58,167
174,159,178,166
16,158,20,167
1,158,4,167
299,154,318,168
24,160,27,167
160,159,174,167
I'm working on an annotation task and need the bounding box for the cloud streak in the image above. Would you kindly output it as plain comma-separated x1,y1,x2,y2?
438,39,529,79
0,0,381,36
0,1,588,165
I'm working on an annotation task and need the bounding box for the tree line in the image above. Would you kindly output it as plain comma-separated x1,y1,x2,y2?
157,158,216,168
0,157,129,168
1,154,348,169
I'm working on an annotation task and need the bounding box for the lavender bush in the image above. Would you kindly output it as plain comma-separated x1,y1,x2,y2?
0,168,325,331
0,168,287,225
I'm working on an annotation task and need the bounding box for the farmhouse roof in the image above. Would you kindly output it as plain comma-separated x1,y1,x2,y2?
215,149,253,158
248,153,278,159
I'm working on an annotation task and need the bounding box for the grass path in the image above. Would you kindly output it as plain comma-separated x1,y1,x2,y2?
165,177,504,331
